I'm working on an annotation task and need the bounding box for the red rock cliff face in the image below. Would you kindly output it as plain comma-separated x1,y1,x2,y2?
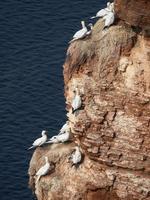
115,0,150,33
28,0,150,199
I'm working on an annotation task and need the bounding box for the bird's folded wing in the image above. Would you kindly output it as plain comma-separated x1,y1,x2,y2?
33,137,42,146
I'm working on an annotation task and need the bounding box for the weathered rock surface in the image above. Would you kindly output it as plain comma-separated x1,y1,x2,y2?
28,0,150,199
115,0,150,34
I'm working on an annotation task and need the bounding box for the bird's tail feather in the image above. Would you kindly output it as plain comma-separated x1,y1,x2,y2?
69,38,79,44
36,175,41,184
46,140,53,144
90,16,96,19
28,146,34,150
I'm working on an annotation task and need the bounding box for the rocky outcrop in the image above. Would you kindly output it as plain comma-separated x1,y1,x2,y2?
115,0,150,34
28,0,150,199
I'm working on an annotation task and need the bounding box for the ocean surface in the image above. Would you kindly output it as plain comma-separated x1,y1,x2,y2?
0,0,107,199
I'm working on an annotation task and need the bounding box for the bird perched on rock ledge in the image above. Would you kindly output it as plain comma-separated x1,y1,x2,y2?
91,2,113,19
58,121,70,135
69,21,88,43
71,88,82,114
46,131,70,144
36,156,52,183
103,11,115,29
69,146,82,167
28,130,48,150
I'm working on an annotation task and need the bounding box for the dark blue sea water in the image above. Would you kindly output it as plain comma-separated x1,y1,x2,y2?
0,0,106,199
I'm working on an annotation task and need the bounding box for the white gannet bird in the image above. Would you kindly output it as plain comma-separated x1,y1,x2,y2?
103,11,115,29
69,146,82,167
36,156,51,183
58,121,70,135
28,130,48,150
69,21,88,43
91,2,112,19
46,131,70,144
71,88,82,114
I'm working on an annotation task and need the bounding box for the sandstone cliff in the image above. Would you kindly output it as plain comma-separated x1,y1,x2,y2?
28,0,150,199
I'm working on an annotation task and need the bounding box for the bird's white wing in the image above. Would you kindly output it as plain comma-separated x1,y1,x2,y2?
59,123,67,134
72,95,82,110
73,28,87,39
104,12,115,27
57,132,69,142
72,151,81,164
73,29,82,38
36,165,45,176
36,163,50,175
76,151,82,162
97,8,110,17
32,137,43,146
